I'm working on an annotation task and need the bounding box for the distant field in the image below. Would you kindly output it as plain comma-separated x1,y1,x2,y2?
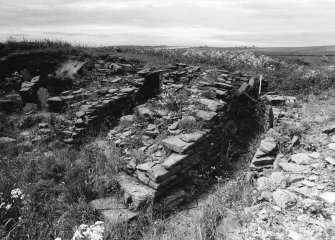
136,45,335,65
239,45,335,64
250,45,335,55
205,45,335,56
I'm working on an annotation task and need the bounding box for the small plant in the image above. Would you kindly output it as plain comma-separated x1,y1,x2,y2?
163,89,189,112
178,117,201,133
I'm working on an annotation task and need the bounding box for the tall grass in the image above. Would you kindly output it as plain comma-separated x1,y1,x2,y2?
0,138,123,240
113,47,335,95
0,36,74,57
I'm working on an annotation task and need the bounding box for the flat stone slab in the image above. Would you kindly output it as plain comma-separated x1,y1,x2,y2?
179,132,204,143
319,192,335,204
278,162,310,173
136,162,157,172
254,148,269,158
162,153,188,169
214,82,233,89
116,172,156,209
198,98,223,111
196,110,217,121
162,135,193,153
250,162,273,172
47,97,64,104
147,164,170,182
252,155,276,166
265,95,285,105
158,190,186,209
239,81,250,94
308,152,320,159
90,197,138,226
288,186,316,199
91,196,124,211
290,153,315,165
108,88,118,94
324,156,335,165
54,60,86,79
121,87,136,93
301,180,316,187
148,174,177,190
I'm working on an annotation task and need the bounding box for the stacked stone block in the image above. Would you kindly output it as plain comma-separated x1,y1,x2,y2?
250,137,278,172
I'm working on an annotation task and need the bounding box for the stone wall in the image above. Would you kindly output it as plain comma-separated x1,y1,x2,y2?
97,64,261,213
60,70,161,143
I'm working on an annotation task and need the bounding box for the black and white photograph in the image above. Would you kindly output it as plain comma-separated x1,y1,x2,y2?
0,1,335,239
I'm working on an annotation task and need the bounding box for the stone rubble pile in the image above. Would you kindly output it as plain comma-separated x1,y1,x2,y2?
245,95,335,239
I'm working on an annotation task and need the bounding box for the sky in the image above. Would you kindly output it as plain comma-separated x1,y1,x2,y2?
0,0,334,47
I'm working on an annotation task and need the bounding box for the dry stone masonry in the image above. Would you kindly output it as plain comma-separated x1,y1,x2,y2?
58,68,160,143
91,63,262,224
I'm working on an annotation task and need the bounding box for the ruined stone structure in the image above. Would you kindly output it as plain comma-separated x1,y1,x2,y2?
0,52,264,227
90,63,262,224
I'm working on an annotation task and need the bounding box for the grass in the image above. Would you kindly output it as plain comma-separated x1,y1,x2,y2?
0,135,124,239
136,173,254,240
0,36,75,57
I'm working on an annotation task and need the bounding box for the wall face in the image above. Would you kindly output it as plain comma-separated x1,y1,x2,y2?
58,70,161,143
